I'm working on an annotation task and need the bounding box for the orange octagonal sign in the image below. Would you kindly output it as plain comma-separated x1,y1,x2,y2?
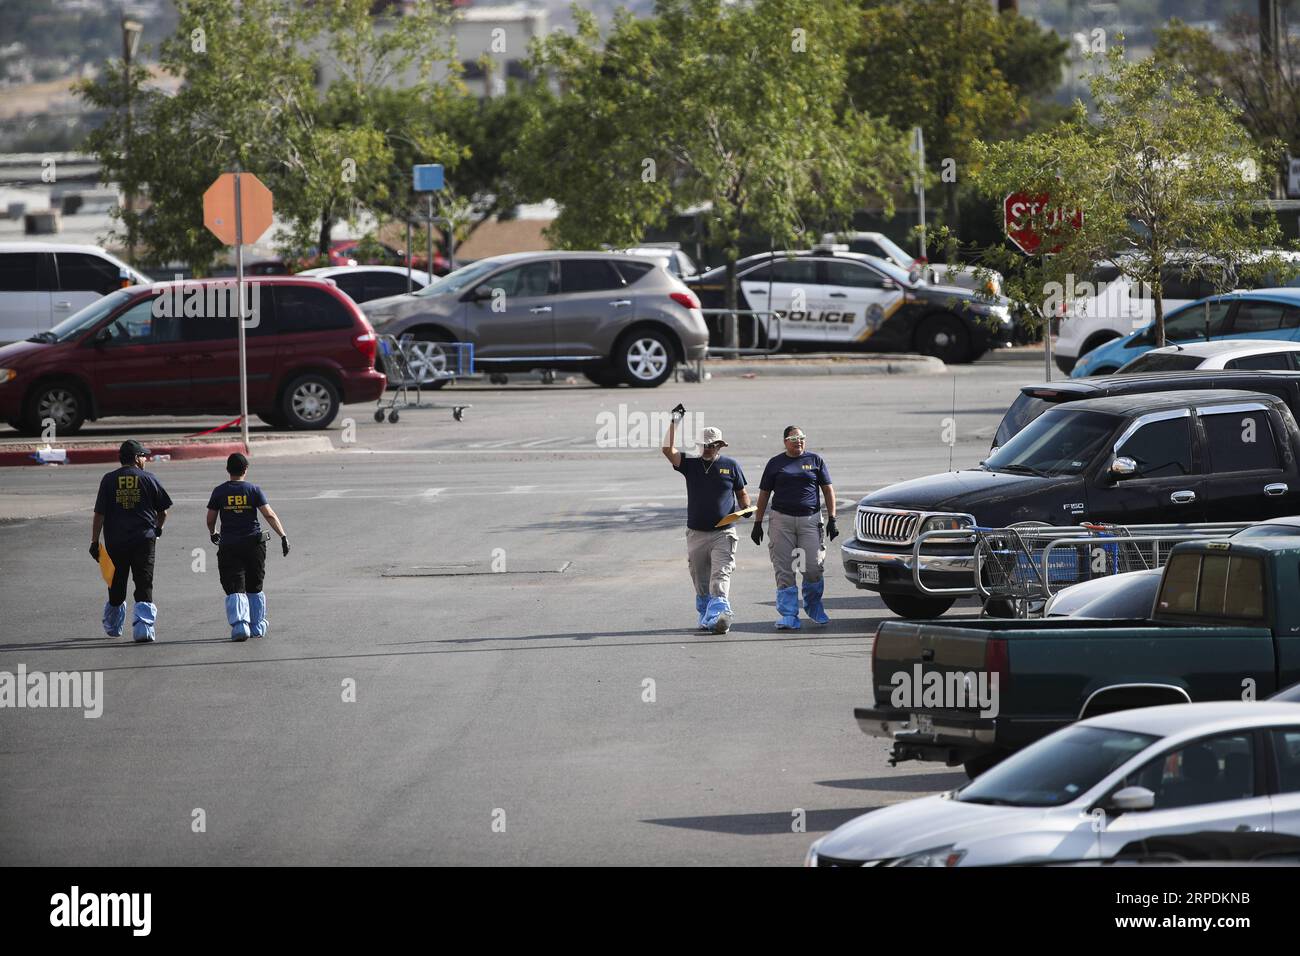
203,172,273,246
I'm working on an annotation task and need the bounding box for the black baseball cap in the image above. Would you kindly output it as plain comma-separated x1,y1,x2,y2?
226,453,249,474
119,439,150,464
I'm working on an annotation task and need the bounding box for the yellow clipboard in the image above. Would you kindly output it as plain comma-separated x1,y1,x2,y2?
715,505,757,528
98,547,116,586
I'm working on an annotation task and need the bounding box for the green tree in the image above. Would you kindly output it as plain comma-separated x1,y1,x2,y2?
514,0,908,349
970,47,1290,349
848,0,1070,233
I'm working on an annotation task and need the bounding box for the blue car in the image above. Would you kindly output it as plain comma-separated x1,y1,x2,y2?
1071,289,1300,377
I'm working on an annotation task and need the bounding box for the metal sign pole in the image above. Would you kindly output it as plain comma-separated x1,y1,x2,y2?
913,126,927,260
426,196,434,286
406,220,413,292
234,169,249,450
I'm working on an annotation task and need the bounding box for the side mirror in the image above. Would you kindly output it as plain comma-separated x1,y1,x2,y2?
1103,786,1155,813
467,284,494,302
93,327,112,346
1109,456,1137,479
882,278,897,290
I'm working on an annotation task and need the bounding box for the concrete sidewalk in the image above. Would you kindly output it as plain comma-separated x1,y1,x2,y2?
0,433,333,468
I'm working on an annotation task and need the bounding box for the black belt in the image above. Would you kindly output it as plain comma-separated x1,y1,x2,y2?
772,506,817,517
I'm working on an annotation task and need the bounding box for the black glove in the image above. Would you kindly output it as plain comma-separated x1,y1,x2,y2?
751,522,763,546
671,403,686,421
89,541,100,561
155,526,163,538
826,516,839,541
281,536,290,557
210,532,221,545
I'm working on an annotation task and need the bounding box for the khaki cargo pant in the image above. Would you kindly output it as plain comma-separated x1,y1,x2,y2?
767,511,826,589
686,527,738,599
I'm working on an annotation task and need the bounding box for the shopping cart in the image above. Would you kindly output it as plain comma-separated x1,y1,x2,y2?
374,333,474,424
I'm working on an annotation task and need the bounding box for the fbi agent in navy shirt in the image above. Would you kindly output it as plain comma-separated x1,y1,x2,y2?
91,439,173,642
663,411,750,634
206,453,290,641
751,425,838,629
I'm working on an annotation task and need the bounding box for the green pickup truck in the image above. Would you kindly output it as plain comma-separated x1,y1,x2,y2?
858,536,1300,777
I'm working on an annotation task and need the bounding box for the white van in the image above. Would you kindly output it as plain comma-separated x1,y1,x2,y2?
0,242,149,343
1055,253,1300,373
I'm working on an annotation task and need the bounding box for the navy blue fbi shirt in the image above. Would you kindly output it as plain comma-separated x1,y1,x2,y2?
95,467,173,547
760,452,832,516
674,455,748,531
207,480,269,542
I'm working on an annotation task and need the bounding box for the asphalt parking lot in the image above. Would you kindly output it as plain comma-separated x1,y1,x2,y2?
0,358,1032,865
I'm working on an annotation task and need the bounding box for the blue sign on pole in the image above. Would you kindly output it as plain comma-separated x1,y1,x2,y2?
413,164,444,192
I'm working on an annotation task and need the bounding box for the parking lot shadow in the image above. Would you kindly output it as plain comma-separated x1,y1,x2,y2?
513,510,684,533
817,772,967,792
645,806,880,836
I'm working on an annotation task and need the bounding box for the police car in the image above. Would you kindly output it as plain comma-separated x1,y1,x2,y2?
686,246,1012,363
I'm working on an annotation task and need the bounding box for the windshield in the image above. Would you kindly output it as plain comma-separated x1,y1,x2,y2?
39,290,135,343
869,234,914,267
984,408,1118,477
865,256,915,286
1232,524,1300,540
958,726,1158,807
413,259,501,298
993,394,1052,448
1118,353,1203,373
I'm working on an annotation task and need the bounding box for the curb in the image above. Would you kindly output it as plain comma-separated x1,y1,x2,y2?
700,357,943,377
0,435,334,468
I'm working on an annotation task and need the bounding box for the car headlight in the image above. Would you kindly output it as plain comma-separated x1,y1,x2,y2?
0,369,15,385
967,301,1010,319
890,844,966,867
920,514,975,534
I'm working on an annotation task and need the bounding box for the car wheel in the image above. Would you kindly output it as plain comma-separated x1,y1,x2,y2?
914,314,971,364
280,374,340,430
584,365,622,387
963,753,1005,779
405,330,452,390
23,381,86,435
880,593,955,619
257,409,287,428
615,329,675,387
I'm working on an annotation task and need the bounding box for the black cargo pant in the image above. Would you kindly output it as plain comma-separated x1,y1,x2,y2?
105,538,156,605
218,535,267,595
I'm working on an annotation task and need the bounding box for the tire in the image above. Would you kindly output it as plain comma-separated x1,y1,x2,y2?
22,380,86,435
880,593,955,619
257,409,287,428
405,329,452,390
963,752,1005,779
614,329,675,387
914,314,972,364
280,373,340,430
583,366,622,387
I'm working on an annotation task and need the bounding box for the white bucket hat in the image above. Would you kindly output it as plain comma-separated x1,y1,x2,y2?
697,426,728,448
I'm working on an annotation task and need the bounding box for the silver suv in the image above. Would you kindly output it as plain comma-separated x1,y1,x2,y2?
359,251,709,387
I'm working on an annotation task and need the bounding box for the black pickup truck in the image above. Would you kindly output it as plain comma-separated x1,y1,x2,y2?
858,536,1300,777
842,388,1300,618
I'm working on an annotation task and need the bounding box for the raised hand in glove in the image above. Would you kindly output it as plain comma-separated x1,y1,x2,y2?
89,541,100,560
670,403,686,422
210,532,221,545
826,516,839,541
281,536,290,557
751,522,764,546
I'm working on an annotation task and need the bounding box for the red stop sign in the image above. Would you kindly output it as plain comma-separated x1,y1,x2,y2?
1004,193,1082,255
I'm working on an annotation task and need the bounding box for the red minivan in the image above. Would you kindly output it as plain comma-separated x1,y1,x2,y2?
0,277,385,434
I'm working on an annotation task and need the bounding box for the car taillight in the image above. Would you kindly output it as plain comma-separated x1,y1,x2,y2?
984,637,1010,698
670,291,700,311
353,331,377,364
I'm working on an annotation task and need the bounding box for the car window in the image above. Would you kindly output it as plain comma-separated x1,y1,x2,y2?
956,726,1157,808
490,261,554,298
55,252,123,296
984,408,1117,477
560,259,624,293
1115,415,1192,477
1225,352,1294,371
612,260,655,285
274,285,352,333
369,273,414,297
1156,552,1266,621
1118,353,1203,373
0,252,53,292
331,274,366,299
1270,730,1300,794
100,297,180,346
993,394,1052,448
822,260,887,288
1160,301,1231,342
1230,301,1290,333
1118,733,1255,810
1202,410,1281,472
743,259,818,284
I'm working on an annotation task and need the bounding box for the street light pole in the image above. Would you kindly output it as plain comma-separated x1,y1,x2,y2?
121,17,142,265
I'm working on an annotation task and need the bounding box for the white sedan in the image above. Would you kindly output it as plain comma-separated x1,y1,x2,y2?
297,265,433,304
1117,339,1300,374
806,701,1300,866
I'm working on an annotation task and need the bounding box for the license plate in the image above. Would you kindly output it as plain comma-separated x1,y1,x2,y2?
914,714,934,736
859,563,879,585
